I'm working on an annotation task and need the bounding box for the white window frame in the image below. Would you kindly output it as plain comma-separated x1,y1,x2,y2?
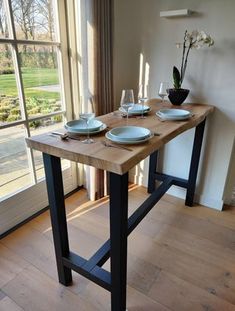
0,0,78,234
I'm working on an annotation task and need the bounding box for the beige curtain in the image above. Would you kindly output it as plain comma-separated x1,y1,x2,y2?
78,0,113,200
93,0,114,116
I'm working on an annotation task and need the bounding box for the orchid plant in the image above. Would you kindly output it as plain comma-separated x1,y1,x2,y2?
173,30,214,89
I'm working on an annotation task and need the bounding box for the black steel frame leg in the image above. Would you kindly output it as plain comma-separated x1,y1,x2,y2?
109,172,128,311
185,119,206,206
147,150,158,193
43,153,72,285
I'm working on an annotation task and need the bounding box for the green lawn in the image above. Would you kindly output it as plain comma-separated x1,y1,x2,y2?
0,67,60,100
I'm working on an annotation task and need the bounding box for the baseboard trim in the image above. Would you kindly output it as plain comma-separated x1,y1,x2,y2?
195,193,224,211
130,172,224,211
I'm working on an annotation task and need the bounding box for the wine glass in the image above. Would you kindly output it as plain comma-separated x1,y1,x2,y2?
79,112,95,144
138,96,148,119
120,89,135,125
158,82,169,103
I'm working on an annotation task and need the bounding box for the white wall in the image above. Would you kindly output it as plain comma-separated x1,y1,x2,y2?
113,0,235,210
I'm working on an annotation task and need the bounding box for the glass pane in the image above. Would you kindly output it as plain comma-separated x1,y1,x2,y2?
12,0,57,41
0,0,9,38
19,45,62,118
0,125,32,199
34,150,70,182
30,114,70,181
0,44,21,125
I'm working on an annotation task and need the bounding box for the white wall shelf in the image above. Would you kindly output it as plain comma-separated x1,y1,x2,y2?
160,9,192,18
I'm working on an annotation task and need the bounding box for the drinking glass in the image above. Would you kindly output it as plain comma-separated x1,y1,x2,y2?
79,112,95,144
138,96,148,119
120,89,135,125
158,82,169,103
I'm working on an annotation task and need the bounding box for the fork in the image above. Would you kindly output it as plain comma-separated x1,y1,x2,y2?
101,141,133,151
50,132,80,141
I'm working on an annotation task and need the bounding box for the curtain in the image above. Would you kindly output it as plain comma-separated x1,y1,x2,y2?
93,0,114,116
77,0,114,200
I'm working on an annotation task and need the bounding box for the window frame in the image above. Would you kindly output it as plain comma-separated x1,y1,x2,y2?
0,0,78,234
0,0,73,185
0,0,77,200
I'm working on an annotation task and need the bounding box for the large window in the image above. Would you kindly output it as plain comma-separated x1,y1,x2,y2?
0,0,71,199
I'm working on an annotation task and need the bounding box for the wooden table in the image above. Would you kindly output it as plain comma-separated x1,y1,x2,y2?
26,99,214,311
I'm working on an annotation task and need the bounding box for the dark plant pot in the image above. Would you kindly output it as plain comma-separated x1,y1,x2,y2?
168,88,190,105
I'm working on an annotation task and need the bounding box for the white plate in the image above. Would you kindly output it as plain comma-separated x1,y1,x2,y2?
130,104,150,113
156,112,192,120
66,123,107,135
105,131,153,145
157,109,191,118
65,119,103,133
158,108,191,117
109,126,151,141
119,105,151,115
156,109,192,120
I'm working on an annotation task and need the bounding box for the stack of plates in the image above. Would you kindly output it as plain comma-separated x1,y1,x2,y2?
119,104,151,115
65,119,107,134
106,126,152,145
156,109,192,120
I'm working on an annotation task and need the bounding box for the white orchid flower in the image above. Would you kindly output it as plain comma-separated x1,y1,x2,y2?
199,31,207,40
173,30,214,88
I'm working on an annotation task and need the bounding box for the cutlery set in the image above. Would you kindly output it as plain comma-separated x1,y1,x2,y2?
50,132,81,141
50,130,161,151
50,132,133,151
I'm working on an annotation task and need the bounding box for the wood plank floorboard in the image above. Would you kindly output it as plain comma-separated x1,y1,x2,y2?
1,186,235,310
0,296,24,311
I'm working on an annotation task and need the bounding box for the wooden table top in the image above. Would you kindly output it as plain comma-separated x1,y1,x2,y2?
26,99,214,175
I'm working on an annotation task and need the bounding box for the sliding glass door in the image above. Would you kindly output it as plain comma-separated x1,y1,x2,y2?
0,0,77,234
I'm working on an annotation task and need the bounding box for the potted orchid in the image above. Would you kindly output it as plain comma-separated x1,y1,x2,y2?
168,30,214,105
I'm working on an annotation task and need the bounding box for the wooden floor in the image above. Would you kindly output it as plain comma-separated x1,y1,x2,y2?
1,185,235,311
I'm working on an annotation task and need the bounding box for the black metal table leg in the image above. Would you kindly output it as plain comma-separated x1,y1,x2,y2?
43,153,72,285
147,119,207,207
109,172,128,311
147,150,158,193
185,119,206,206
